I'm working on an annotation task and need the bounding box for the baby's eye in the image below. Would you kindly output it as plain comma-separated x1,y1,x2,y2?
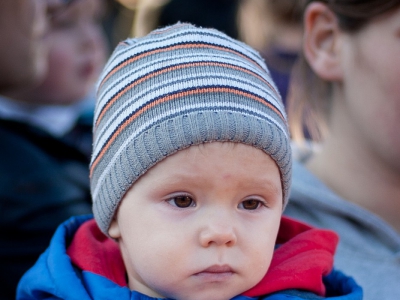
239,199,264,210
167,195,195,208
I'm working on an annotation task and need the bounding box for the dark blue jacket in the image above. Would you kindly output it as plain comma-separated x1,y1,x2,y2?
0,119,93,299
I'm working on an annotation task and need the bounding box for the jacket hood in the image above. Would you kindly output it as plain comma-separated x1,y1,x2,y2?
17,215,362,300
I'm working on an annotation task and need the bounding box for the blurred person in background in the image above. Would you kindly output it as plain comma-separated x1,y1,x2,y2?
0,0,69,298
0,0,66,94
238,0,303,105
0,0,107,298
285,1,400,299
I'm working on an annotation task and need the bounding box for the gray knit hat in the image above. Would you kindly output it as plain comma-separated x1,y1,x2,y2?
91,23,292,235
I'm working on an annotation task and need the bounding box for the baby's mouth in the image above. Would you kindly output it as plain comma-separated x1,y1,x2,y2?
194,265,235,282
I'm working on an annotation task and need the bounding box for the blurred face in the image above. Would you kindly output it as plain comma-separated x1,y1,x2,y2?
337,6,400,170
22,0,107,105
109,142,283,300
0,0,48,92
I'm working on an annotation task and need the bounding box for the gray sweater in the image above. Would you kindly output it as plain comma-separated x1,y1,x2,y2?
285,161,400,300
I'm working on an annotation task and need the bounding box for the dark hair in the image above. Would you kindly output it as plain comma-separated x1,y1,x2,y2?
306,0,400,31
267,0,303,26
158,0,240,39
288,0,400,141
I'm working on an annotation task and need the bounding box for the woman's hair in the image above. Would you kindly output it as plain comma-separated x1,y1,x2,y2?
266,0,303,26
288,0,400,142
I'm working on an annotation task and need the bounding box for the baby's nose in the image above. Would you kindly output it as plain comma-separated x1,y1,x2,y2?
199,220,237,247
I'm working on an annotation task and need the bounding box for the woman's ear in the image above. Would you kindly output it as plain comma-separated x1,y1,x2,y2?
303,2,343,81
108,217,122,239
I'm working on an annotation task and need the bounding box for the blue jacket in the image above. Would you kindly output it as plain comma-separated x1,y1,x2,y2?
17,215,362,300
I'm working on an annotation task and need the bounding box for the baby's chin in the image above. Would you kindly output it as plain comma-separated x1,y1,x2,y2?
151,281,254,300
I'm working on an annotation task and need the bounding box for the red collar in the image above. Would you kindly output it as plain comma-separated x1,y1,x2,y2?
67,216,337,297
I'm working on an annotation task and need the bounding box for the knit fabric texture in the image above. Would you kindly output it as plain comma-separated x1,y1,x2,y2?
91,23,292,235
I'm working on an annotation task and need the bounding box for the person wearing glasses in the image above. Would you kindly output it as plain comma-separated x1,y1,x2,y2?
0,1,106,299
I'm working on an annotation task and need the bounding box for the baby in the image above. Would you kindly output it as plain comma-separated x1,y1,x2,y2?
17,23,362,300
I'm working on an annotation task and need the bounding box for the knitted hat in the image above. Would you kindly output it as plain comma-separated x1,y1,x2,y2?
91,23,292,235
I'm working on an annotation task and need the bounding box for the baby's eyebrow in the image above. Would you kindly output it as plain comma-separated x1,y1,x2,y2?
241,178,282,193
161,171,282,193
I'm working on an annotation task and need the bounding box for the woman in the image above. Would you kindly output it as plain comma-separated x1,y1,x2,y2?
285,1,400,299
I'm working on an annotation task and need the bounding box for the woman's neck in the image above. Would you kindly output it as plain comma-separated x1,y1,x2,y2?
307,127,400,233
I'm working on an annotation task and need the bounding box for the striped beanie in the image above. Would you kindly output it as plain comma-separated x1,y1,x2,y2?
91,23,292,235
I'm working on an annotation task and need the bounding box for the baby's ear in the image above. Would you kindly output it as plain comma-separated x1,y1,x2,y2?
303,2,343,81
108,218,122,239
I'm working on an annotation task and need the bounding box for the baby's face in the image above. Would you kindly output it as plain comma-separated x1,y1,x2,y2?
109,142,283,300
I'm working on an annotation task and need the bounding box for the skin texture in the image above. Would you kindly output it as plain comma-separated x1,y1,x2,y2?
0,0,66,95
109,142,283,300
0,0,47,93
303,3,400,231
14,0,107,105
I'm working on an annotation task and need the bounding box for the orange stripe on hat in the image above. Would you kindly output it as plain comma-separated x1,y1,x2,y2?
90,86,283,177
95,61,279,128
98,42,265,90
